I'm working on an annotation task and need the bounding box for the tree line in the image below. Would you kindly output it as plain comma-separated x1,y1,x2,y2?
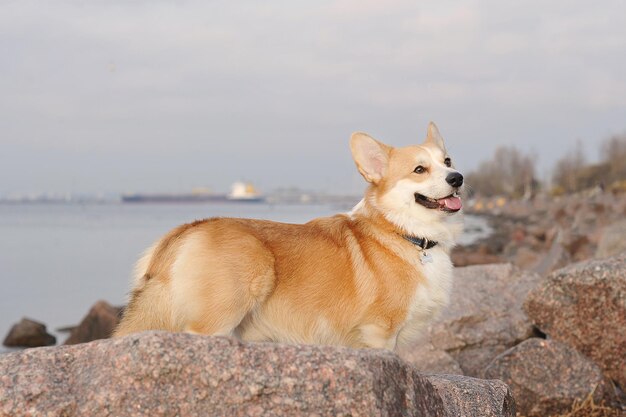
465,134,626,198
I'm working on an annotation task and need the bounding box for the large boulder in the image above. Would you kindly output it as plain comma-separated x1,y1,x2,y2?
64,300,123,345
2,317,56,348
0,332,515,417
483,338,619,417
524,254,626,390
399,264,542,377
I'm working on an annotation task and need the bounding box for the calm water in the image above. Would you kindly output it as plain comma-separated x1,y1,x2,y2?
0,202,489,345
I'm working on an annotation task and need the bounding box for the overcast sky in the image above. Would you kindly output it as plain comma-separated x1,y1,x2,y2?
1,0,625,196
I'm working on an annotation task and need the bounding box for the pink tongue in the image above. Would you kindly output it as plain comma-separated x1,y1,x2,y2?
438,196,462,210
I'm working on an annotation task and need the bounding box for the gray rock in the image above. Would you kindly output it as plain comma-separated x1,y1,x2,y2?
0,331,515,417
2,317,56,348
484,338,619,417
399,264,542,377
596,220,626,259
524,254,626,390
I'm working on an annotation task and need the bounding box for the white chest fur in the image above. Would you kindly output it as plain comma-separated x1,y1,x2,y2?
395,246,453,349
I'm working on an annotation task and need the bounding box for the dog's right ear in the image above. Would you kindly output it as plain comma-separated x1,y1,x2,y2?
350,132,392,184
425,121,446,151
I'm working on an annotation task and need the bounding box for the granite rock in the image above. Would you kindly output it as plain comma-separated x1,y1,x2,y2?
0,331,516,417
64,300,123,345
399,264,542,377
524,254,626,389
2,317,56,348
426,374,515,417
483,338,619,417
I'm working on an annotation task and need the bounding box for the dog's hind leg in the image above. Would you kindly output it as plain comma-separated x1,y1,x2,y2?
114,244,171,337
170,228,277,337
113,279,176,337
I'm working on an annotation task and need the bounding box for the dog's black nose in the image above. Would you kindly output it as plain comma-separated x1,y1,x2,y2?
446,172,464,188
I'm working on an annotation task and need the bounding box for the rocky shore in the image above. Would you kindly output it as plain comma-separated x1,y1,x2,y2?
2,193,625,416
453,192,626,273
399,256,625,416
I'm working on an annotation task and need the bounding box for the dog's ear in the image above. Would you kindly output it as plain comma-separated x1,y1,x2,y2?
350,132,392,184
425,122,446,151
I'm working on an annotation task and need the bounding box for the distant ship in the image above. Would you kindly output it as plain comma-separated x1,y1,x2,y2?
227,181,264,201
121,182,264,203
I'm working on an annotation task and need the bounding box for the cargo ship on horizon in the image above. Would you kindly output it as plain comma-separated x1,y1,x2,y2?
121,182,264,203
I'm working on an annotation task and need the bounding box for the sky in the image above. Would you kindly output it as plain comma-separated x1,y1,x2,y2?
1,0,625,196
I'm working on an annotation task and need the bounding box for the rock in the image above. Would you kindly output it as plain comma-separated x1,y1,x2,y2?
526,225,548,242
560,230,593,262
400,341,463,375
530,228,571,276
524,254,626,390
596,220,626,258
513,246,540,270
483,338,619,417
426,374,515,417
544,226,559,248
0,332,516,417
64,300,123,345
468,194,626,272
451,246,503,267
510,226,526,243
399,264,542,377
2,317,56,348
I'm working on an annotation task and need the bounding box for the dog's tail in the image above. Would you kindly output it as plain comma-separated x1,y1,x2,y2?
114,222,205,337
113,234,181,337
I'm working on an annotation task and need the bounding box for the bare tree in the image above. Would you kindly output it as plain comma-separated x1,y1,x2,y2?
466,146,537,198
601,134,626,185
469,134,625,198
552,141,586,193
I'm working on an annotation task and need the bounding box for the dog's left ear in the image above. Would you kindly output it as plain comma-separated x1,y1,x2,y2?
350,132,392,184
425,121,446,151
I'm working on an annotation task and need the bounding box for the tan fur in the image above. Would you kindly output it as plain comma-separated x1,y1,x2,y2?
114,122,464,350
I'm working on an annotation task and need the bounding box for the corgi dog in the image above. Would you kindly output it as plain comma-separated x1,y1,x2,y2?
114,122,464,350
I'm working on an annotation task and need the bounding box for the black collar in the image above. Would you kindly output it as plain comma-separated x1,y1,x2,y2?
402,234,438,250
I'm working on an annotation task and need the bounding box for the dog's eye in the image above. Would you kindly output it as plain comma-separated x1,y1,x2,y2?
444,158,452,167
414,165,426,174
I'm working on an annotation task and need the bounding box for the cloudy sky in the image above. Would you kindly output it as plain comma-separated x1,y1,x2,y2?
1,0,625,196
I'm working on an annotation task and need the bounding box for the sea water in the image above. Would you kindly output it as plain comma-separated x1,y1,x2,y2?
0,202,490,345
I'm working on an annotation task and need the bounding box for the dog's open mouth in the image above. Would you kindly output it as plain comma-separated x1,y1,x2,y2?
414,192,462,213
